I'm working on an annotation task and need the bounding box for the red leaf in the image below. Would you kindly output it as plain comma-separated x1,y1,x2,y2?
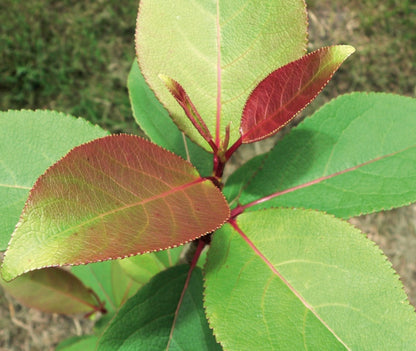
0,267,104,315
1,135,229,280
240,45,355,143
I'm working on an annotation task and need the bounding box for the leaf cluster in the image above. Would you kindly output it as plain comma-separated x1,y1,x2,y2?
1,1,416,350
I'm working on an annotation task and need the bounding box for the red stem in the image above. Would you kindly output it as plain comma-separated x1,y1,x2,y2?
230,150,402,219
225,136,242,160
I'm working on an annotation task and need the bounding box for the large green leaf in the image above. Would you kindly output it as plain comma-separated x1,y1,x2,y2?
1,135,229,280
136,0,308,150
0,110,109,250
56,335,99,351
128,61,212,176
97,265,222,351
0,267,103,315
226,93,416,218
204,209,416,350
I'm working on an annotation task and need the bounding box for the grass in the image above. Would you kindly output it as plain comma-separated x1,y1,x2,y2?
0,0,139,134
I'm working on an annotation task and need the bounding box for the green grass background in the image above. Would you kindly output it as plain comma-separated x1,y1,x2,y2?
1,0,139,134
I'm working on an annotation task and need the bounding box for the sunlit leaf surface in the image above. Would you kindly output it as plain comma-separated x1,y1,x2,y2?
204,209,416,350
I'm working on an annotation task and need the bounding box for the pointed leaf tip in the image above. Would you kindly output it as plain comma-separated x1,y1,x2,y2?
1,135,230,280
159,74,179,96
159,74,214,148
240,45,355,143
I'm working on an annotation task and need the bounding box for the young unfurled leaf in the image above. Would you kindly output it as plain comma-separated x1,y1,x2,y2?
1,135,230,281
204,209,416,350
127,61,212,176
0,267,104,315
136,0,308,150
240,45,355,143
159,74,215,150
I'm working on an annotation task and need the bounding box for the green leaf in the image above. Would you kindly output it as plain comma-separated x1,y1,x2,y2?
0,267,103,315
136,0,308,150
128,61,212,176
227,93,416,218
72,260,141,315
0,110,109,250
204,209,416,350
97,265,221,351
1,135,230,280
55,335,99,351
75,249,185,316
118,247,183,285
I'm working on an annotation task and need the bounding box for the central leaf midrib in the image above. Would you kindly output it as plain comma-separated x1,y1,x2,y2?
215,0,222,146
37,177,207,239
231,219,350,349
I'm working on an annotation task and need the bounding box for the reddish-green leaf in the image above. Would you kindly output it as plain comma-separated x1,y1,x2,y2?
0,266,103,315
1,135,229,280
240,45,355,143
0,110,109,250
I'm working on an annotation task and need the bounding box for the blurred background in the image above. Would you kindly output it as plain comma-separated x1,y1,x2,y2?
0,0,415,349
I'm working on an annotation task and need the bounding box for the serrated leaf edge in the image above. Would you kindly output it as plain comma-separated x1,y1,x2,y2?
202,207,415,350
1,134,230,280
240,45,355,143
